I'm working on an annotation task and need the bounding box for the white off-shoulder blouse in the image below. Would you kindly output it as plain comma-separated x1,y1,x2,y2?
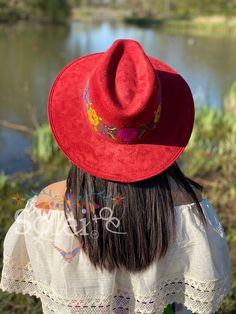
0,195,232,314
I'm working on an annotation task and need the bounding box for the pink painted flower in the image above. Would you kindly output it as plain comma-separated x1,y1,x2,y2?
97,123,108,135
117,128,137,142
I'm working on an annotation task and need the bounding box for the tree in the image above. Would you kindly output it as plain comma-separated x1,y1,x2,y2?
36,0,71,23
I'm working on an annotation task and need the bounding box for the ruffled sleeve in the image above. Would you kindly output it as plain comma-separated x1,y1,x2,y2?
128,199,233,314
0,197,36,295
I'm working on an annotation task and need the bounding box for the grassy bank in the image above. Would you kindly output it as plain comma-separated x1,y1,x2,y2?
72,6,236,36
1,1,236,37
71,6,131,22
124,15,236,36
0,83,236,312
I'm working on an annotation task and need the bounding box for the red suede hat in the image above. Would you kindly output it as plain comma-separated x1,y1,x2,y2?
48,39,194,183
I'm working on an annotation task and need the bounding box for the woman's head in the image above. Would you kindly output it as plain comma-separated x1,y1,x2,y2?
48,39,203,273
64,161,207,273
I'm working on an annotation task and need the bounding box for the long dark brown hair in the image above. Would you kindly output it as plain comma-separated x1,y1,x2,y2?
63,161,207,273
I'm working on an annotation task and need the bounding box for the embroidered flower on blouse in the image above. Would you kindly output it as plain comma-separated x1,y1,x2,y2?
111,193,125,205
86,201,100,215
12,193,26,206
54,245,82,263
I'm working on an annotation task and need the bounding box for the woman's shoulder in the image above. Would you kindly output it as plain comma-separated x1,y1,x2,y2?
35,180,67,212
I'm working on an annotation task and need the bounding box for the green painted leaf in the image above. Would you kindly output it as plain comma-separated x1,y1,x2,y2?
108,132,115,139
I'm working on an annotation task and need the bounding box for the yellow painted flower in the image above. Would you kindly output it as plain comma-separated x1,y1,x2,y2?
88,108,99,126
154,105,161,124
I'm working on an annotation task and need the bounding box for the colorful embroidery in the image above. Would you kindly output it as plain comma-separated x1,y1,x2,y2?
87,107,101,127
111,193,125,205
54,245,81,263
12,193,26,206
85,201,100,215
83,81,161,143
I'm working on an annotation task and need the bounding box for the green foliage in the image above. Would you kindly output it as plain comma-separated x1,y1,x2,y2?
181,99,236,233
0,171,8,190
0,0,71,23
168,0,236,17
122,0,236,18
32,123,69,175
1,0,236,23
182,103,236,177
224,81,236,117
0,0,31,22
32,123,59,162
226,227,236,243
124,16,164,27
143,0,236,18
36,0,71,23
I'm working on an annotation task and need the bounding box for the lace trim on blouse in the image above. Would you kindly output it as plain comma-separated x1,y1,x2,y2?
0,255,231,314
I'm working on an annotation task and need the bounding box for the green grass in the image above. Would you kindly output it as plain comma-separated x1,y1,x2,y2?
183,103,236,177
124,16,236,36
0,171,8,190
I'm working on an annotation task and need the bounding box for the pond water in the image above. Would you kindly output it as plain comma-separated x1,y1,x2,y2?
0,21,236,174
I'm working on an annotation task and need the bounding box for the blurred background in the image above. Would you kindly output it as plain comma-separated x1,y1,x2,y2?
0,0,235,313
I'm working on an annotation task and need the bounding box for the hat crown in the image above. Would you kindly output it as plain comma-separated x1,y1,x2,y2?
83,39,162,143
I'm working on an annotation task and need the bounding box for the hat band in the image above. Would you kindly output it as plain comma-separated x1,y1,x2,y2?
83,81,161,144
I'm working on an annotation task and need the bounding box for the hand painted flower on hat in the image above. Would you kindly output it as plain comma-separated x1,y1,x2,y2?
97,123,108,135
88,108,101,127
117,128,138,142
83,81,161,143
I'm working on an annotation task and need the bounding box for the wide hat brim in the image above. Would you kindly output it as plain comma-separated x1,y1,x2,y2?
48,52,194,183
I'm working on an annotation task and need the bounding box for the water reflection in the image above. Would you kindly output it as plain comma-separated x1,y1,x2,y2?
0,21,236,173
